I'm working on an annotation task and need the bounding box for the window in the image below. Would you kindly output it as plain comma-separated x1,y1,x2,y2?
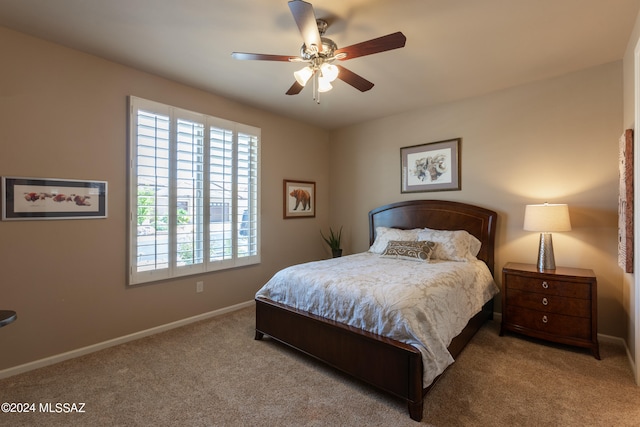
128,96,260,285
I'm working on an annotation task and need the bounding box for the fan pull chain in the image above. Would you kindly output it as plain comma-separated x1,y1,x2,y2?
313,72,320,104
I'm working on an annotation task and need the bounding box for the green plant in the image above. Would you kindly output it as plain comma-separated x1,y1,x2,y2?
137,186,156,226
176,208,190,225
320,226,342,250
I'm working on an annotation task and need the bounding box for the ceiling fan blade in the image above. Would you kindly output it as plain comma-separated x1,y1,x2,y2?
335,65,374,92
286,81,305,95
231,52,298,62
288,0,323,53
335,32,406,60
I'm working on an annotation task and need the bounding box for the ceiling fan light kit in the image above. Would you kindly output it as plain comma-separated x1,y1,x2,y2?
231,0,407,104
293,66,314,86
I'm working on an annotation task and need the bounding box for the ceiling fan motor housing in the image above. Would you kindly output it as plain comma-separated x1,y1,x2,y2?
300,37,337,60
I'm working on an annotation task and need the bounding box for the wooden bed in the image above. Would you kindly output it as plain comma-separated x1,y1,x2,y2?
255,199,498,421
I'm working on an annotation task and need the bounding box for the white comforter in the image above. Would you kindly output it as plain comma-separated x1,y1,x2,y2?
255,252,499,387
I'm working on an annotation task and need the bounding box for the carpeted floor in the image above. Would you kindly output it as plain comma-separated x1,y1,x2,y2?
1,306,639,426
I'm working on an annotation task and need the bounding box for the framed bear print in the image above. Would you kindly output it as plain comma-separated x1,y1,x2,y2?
401,138,461,193
283,179,315,219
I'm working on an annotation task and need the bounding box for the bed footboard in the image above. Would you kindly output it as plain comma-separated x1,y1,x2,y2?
255,297,494,421
255,297,425,421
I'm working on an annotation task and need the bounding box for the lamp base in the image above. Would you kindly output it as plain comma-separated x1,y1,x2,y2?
537,232,556,271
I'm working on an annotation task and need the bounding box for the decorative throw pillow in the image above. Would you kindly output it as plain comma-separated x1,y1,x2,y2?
417,228,481,261
369,227,422,254
380,240,436,262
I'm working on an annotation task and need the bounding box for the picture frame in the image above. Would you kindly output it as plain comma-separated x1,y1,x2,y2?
2,176,107,220
618,129,634,273
401,138,461,193
283,179,315,219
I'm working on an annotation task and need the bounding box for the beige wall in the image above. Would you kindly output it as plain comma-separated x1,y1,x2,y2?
329,62,625,337
0,27,330,371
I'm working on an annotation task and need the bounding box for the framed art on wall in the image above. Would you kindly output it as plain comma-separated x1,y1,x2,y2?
283,179,315,219
618,129,634,273
2,176,107,220
401,138,461,193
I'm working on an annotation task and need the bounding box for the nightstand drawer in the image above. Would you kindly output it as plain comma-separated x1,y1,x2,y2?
505,275,591,299
506,289,591,317
505,306,592,340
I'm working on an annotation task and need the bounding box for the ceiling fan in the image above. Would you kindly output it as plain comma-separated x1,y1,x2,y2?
231,0,407,103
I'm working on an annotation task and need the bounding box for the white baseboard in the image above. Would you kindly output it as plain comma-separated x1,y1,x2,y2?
0,300,255,380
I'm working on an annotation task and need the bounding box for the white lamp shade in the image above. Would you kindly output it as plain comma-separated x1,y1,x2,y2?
320,63,339,82
523,203,572,232
317,76,333,92
294,66,313,86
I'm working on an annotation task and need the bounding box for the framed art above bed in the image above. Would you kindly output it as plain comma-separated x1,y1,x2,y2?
401,138,461,193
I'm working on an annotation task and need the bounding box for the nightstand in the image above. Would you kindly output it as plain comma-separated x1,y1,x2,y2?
500,262,600,359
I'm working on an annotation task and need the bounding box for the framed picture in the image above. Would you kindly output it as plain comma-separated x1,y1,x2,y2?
401,138,461,193
283,179,315,219
2,176,107,220
618,129,634,273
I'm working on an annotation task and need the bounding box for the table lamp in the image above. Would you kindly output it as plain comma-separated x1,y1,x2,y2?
523,203,572,271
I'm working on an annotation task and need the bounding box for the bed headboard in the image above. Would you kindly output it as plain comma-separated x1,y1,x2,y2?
368,200,498,275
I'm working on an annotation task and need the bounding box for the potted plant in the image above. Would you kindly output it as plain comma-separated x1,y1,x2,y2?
321,226,343,258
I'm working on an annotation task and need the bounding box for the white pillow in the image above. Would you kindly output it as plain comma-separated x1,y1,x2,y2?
468,234,482,257
369,227,422,254
417,228,481,261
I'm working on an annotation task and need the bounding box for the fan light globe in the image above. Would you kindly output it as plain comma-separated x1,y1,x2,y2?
320,63,339,82
318,76,333,92
294,66,313,86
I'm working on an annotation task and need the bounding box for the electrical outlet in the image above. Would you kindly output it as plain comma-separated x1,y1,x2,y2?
196,281,204,293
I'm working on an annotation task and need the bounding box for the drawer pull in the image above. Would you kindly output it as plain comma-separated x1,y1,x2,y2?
542,297,548,306
541,281,549,289
542,315,548,324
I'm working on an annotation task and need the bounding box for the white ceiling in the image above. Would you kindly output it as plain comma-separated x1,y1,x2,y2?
1,0,639,129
